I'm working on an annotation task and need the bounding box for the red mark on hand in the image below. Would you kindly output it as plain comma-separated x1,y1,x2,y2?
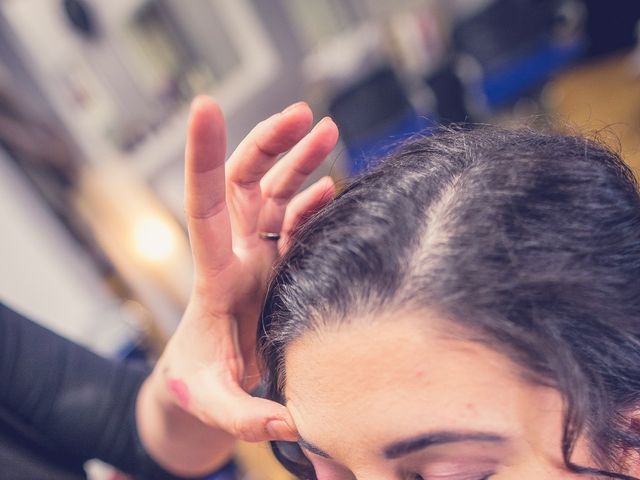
168,378,191,409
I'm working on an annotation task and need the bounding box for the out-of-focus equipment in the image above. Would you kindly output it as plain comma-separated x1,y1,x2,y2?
453,0,586,113
330,67,431,175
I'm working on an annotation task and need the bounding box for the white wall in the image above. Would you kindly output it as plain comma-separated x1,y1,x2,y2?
0,149,136,356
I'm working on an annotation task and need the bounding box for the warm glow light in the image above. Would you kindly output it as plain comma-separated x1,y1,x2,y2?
133,217,177,263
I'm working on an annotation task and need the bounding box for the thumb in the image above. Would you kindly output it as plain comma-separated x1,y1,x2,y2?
207,383,298,443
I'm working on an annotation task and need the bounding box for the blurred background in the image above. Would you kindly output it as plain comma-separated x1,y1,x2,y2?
1,0,639,478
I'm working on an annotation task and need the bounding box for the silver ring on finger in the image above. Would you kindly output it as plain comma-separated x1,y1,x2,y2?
259,232,281,241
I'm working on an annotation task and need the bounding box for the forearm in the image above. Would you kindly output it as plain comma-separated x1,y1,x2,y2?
136,368,236,477
0,302,231,478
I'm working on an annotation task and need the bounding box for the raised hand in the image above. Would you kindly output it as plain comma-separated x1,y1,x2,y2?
138,96,338,476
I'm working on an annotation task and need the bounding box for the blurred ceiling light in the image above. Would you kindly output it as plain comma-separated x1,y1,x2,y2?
133,216,177,263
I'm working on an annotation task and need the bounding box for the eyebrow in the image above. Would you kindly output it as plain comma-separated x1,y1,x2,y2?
383,431,507,459
298,437,332,458
298,431,507,460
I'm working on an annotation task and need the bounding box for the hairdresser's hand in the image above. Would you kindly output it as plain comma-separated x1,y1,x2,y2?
137,96,338,476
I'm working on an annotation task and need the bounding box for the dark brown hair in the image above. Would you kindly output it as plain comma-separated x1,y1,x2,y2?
259,127,640,479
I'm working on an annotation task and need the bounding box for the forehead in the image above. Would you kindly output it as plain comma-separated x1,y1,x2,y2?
283,313,556,459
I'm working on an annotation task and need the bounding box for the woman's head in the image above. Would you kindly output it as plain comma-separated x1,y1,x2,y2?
258,127,640,479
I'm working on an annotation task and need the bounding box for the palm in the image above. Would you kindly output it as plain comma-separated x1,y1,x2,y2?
197,249,270,391
160,97,338,442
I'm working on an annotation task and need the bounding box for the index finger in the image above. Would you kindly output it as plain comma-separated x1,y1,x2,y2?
184,96,233,273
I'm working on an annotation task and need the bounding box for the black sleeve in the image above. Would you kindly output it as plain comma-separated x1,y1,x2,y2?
0,302,224,479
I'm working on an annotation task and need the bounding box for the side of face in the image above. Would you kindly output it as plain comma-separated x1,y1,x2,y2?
283,312,619,480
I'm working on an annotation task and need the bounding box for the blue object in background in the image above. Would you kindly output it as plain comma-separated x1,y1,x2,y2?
344,112,433,176
479,39,585,109
329,68,434,176
117,337,150,363
205,461,237,480
452,0,586,112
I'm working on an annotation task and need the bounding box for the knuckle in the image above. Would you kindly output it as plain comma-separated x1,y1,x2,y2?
266,195,290,208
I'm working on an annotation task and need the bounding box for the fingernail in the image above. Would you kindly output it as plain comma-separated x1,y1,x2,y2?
266,419,297,441
317,116,334,128
282,101,306,115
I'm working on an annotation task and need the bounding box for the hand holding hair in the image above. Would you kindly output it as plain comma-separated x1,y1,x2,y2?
136,96,338,476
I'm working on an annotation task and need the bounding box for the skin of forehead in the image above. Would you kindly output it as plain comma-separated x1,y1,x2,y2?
283,312,591,475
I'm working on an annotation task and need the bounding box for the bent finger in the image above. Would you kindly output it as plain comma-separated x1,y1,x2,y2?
226,102,313,239
259,117,339,235
279,176,336,256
